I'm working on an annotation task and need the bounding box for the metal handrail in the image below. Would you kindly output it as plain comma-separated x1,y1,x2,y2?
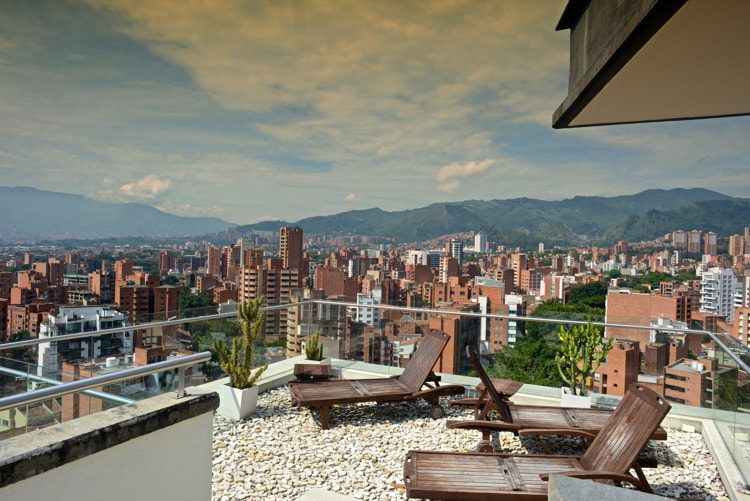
312,299,750,374
0,366,134,406
0,298,747,380
0,300,314,351
0,351,211,413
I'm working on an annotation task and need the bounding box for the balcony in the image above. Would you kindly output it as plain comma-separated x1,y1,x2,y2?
1,301,749,500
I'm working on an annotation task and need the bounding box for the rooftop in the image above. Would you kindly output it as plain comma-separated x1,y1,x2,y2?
212,386,728,500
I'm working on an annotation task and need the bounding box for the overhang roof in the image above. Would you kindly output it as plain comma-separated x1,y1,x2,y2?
553,0,750,128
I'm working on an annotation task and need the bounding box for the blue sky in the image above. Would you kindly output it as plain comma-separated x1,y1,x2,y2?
1,0,749,224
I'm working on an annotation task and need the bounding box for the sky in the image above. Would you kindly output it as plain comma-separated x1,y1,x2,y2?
1,0,749,225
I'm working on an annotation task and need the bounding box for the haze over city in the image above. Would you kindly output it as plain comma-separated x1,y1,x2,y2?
1,0,749,224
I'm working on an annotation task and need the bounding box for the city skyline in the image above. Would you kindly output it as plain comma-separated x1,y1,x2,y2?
2,0,750,224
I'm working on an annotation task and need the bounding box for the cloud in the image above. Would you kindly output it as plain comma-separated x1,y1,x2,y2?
437,181,461,194
156,201,225,218
437,159,494,181
119,174,172,200
343,193,357,202
436,159,494,192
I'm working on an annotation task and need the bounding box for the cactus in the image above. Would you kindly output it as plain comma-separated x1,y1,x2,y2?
213,297,268,389
555,322,612,396
305,332,324,361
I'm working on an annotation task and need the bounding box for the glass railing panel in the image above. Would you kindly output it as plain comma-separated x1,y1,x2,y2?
705,324,750,488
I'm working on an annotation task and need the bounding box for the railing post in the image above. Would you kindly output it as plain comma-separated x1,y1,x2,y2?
176,366,186,398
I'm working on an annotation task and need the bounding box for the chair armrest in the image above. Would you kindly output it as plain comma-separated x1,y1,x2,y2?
539,471,648,491
519,428,597,441
410,385,465,399
446,419,521,431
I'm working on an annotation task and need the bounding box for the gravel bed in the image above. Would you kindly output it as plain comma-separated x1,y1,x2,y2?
212,387,729,500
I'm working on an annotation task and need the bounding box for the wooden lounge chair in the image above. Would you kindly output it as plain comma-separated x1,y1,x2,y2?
289,330,465,429
447,348,667,452
404,383,671,499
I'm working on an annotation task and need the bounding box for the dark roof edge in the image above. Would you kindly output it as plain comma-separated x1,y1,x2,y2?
552,0,687,129
555,0,591,31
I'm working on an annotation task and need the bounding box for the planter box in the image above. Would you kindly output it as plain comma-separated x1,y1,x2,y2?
560,387,592,409
216,383,259,420
301,358,332,366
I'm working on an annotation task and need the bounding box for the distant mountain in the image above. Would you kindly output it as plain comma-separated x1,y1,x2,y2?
228,188,733,244
606,199,750,243
0,186,233,241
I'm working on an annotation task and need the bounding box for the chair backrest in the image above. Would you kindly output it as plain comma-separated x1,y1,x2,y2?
467,346,513,422
580,383,671,473
398,330,450,392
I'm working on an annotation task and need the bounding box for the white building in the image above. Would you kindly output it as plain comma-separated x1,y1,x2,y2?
735,275,750,308
449,239,464,266
504,294,526,346
700,268,738,322
355,287,382,327
38,306,133,375
407,250,430,266
474,232,488,253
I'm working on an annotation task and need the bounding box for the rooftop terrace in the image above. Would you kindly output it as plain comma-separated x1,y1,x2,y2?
1,301,750,500
212,386,728,500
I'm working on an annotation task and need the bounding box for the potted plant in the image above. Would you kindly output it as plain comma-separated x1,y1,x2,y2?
555,322,612,408
213,297,268,420
303,331,330,365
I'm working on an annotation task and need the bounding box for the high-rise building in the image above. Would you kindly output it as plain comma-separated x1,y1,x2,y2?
88,270,114,304
448,239,464,267
672,230,687,248
700,268,738,322
240,263,301,338
687,230,702,254
474,232,488,253
438,256,459,283
729,234,746,257
280,226,303,270
206,246,223,278
511,253,527,287
703,232,718,256
114,259,133,282
0,271,13,300
159,250,177,273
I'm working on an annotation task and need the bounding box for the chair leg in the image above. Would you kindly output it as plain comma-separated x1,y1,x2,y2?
319,405,331,429
632,464,653,493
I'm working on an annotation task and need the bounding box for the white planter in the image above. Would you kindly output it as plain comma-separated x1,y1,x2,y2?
216,383,259,420
560,387,592,409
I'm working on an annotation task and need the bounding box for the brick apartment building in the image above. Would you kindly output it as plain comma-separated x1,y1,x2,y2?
240,262,301,339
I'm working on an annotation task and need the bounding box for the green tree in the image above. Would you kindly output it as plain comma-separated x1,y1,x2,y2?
486,332,563,387
526,301,604,339
161,274,180,286
567,281,609,309
179,286,216,317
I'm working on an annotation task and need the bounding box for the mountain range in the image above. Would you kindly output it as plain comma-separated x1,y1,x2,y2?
228,188,746,245
0,187,233,241
1,186,747,246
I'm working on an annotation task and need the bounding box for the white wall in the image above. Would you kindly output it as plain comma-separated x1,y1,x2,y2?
2,413,213,501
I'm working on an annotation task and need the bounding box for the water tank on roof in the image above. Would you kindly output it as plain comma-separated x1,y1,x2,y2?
105,357,119,368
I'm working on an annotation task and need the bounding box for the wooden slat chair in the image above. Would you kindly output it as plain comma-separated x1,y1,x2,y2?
448,348,667,452
289,330,465,429
404,383,671,500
